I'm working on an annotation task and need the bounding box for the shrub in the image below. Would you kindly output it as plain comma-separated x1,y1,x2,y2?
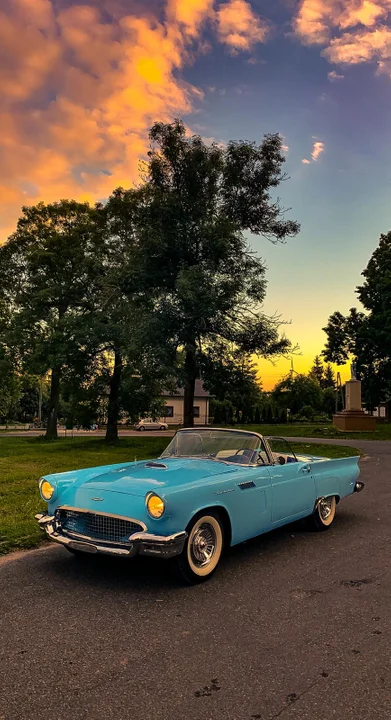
299,405,315,420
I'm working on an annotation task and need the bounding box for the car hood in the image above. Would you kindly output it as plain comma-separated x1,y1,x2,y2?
70,457,239,497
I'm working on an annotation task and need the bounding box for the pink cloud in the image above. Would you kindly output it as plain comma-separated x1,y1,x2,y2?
328,70,345,80
312,140,325,160
302,139,325,164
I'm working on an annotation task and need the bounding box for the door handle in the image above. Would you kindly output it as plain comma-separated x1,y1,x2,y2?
301,465,311,474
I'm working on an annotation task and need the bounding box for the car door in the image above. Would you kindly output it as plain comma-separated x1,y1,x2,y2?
227,463,273,544
267,438,316,523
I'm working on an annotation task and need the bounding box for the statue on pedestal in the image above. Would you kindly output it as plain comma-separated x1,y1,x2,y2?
350,361,357,380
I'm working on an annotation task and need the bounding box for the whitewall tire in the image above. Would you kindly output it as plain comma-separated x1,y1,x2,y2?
173,512,224,584
310,496,337,531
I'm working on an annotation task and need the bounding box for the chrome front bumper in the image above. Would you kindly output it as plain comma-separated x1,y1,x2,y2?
35,513,187,559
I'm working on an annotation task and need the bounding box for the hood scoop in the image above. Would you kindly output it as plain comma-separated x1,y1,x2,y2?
144,461,168,469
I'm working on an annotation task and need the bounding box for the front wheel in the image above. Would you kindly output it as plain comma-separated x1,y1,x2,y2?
160,426,166,431
172,513,224,584
309,496,336,531
138,426,146,431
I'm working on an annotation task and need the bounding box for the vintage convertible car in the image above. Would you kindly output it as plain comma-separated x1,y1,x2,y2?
36,428,364,583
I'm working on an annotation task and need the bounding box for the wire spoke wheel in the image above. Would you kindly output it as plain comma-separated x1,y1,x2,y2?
173,513,224,584
190,523,217,568
319,498,334,522
310,495,336,531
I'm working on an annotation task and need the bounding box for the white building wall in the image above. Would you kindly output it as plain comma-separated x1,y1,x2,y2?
160,397,210,425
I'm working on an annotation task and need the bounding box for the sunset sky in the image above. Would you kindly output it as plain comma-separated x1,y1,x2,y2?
2,0,390,388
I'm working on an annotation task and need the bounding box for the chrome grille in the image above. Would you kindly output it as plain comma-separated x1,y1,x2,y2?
59,509,143,544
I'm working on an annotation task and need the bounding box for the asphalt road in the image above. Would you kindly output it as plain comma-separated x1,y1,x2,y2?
0,440,390,720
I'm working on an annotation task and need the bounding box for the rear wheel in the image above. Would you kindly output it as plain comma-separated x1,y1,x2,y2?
172,512,224,584
309,496,336,531
139,426,146,431
160,426,166,430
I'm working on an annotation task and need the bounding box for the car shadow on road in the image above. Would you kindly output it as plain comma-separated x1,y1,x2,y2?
42,507,361,593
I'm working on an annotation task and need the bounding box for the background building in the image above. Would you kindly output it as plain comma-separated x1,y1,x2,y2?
160,380,211,425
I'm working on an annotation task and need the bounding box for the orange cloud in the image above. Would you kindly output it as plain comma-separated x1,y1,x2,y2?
0,0,270,240
294,1,391,76
216,0,269,51
294,0,332,44
168,0,215,35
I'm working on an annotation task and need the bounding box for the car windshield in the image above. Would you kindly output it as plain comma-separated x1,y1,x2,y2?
160,429,263,466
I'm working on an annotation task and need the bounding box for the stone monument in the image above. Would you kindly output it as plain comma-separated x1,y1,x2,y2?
333,364,376,432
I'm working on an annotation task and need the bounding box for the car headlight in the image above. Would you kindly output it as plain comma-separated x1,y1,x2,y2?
146,493,165,518
39,478,55,501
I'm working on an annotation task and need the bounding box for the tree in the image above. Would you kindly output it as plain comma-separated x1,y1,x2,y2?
102,187,179,441
323,364,336,389
0,299,21,424
200,348,262,419
0,200,107,438
279,408,288,424
123,120,299,426
273,375,323,414
322,387,337,417
18,375,45,423
323,231,391,409
309,355,324,385
0,348,21,424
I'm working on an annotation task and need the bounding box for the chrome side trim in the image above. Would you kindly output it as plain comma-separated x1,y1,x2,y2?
144,462,168,469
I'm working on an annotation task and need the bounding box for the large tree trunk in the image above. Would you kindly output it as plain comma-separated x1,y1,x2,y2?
105,350,123,442
183,344,198,427
46,366,61,439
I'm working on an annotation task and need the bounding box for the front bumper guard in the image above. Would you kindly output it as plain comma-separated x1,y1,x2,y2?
35,513,187,559
354,481,365,493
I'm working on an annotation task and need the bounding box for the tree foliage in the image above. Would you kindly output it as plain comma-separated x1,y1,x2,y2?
0,200,107,437
115,119,299,426
323,231,391,408
309,355,324,385
272,374,323,415
0,119,299,435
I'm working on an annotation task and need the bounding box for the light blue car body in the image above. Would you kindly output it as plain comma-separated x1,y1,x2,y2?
40,438,361,551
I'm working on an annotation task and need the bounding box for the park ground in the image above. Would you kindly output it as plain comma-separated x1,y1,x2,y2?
0,434,361,555
0,436,389,720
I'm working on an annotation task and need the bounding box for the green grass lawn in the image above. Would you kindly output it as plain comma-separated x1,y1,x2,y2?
0,436,361,556
237,422,391,440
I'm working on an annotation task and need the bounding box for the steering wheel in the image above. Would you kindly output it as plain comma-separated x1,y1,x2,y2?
234,448,263,464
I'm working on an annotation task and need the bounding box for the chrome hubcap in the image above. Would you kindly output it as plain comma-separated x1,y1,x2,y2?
191,523,216,567
319,498,333,521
